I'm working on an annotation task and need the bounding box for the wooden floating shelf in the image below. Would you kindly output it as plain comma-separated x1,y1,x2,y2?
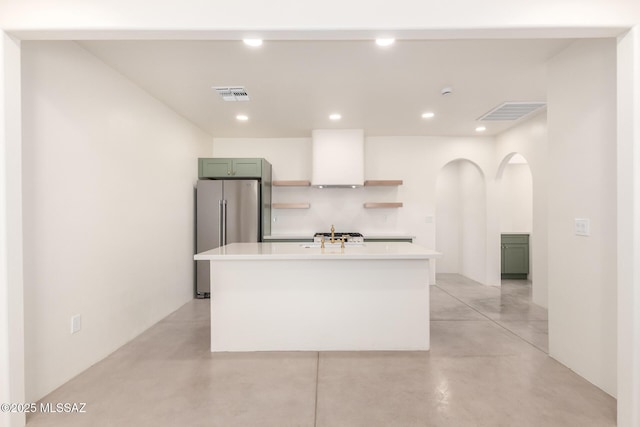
273,180,311,187
363,202,403,208
272,203,311,209
364,180,403,186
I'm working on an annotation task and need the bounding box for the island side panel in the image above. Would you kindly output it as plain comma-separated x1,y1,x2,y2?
208,258,430,352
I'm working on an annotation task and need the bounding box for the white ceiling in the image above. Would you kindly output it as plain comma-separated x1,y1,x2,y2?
78,39,574,138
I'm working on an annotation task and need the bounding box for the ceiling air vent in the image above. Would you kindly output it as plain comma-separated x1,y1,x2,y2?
478,102,545,121
213,86,250,101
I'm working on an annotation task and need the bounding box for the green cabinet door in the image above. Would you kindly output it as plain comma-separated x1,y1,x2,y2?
198,158,262,178
231,158,262,177
501,234,529,279
199,158,232,178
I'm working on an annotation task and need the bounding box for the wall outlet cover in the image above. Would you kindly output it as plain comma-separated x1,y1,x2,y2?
574,218,590,236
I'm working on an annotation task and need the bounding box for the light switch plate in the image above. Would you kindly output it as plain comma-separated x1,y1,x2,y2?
575,218,590,236
71,314,82,334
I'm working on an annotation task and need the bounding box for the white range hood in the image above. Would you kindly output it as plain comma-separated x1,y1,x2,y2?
311,129,364,188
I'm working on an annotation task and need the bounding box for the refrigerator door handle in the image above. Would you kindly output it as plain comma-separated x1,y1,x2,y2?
222,199,228,246
218,200,224,247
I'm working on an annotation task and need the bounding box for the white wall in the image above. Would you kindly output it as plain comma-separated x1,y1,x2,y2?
21,41,211,401
435,162,461,273
1,32,25,427
495,112,548,306
547,39,618,396
459,162,487,284
499,163,533,233
617,25,640,427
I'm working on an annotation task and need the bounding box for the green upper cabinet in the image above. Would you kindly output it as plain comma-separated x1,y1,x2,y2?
501,234,529,279
199,158,262,178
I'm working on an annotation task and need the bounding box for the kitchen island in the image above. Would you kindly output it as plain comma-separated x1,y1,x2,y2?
194,242,440,352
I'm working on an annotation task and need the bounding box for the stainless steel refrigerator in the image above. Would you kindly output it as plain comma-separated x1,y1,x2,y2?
196,179,260,297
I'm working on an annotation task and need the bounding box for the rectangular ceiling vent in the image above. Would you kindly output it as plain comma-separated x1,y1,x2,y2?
478,102,546,121
213,86,250,101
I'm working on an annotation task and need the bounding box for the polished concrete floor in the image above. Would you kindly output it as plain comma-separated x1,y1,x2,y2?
27,274,616,426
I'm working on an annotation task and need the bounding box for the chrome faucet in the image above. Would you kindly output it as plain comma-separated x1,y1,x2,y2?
330,224,335,243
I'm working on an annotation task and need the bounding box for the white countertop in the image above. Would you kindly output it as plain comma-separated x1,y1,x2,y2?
263,235,313,240
363,234,416,239
195,242,440,261
263,234,415,240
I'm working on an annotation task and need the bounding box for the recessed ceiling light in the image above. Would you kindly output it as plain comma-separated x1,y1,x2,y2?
475,126,487,132
329,113,342,120
375,38,395,47
243,39,263,47
236,114,249,121
421,112,435,119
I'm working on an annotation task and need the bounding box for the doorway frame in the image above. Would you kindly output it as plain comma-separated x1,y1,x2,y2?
1,26,639,427
495,153,534,283
435,158,488,284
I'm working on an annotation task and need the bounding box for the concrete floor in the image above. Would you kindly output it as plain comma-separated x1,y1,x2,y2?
27,274,616,426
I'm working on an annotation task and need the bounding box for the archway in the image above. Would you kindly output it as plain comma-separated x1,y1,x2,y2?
495,152,548,351
496,153,533,282
435,159,487,284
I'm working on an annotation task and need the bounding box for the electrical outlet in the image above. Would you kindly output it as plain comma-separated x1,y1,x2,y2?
425,216,434,224
71,314,82,334
575,218,590,236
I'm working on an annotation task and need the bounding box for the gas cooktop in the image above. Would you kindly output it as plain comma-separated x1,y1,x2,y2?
313,232,364,243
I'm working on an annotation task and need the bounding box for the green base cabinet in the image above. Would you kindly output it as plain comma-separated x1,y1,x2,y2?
501,234,529,280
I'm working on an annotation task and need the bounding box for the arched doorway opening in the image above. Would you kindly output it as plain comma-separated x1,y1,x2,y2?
435,159,487,284
496,153,533,282
495,152,548,352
